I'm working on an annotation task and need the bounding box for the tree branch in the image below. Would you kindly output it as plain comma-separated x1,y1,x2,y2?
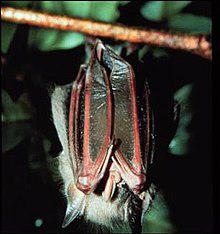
1,7,212,60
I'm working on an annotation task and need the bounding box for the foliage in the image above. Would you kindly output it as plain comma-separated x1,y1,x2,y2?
1,1,212,233
141,1,192,21
2,1,211,53
140,1,211,34
2,1,127,52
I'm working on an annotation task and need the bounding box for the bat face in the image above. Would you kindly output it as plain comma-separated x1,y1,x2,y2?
51,39,156,233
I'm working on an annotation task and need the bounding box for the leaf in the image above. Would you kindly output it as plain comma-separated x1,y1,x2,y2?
43,138,52,154
141,1,165,21
28,1,122,50
30,1,122,50
138,45,150,60
1,22,17,53
119,1,130,6
28,28,84,51
142,192,176,233
39,1,121,22
2,122,31,153
163,1,192,16
168,14,212,34
2,1,122,51
141,1,191,21
33,1,121,51
86,1,121,22
2,1,32,8
169,84,194,155
2,90,32,122
152,48,169,58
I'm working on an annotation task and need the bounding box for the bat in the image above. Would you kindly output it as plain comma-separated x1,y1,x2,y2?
51,39,156,233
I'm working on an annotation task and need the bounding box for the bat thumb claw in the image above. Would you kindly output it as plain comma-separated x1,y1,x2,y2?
95,39,106,62
62,189,86,228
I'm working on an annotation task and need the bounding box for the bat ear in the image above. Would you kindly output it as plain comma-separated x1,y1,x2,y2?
62,188,86,228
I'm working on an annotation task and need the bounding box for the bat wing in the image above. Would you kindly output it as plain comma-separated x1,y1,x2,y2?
100,44,154,194
51,40,155,228
69,42,114,194
68,40,154,195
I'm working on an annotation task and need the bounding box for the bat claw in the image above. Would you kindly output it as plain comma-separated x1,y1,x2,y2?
102,170,121,201
62,186,86,228
96,40,106,62
112,150,146,194
77,139,115,194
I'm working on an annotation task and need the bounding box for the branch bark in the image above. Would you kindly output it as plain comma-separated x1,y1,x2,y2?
1,7,212,60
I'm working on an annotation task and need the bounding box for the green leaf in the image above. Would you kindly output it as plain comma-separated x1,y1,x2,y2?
163,1,192,16
152,48,169,58
30,1,122,50
43,138,52,154
169,84,194,155
141,1,191,21
1,22,17,53
141,1,165,21
168,14,212,34
28,28,84,51
39,1,121,22
119,1,130,6
2,122,31,153
2,1,32,7
2,90,32,122
142,192,176,233
87,1,121,22
2,1,122,52
138,45,150,60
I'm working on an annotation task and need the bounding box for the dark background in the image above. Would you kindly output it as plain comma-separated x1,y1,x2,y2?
1,1,213,233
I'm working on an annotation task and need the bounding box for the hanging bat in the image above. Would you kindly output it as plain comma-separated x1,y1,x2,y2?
51,39,156,233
